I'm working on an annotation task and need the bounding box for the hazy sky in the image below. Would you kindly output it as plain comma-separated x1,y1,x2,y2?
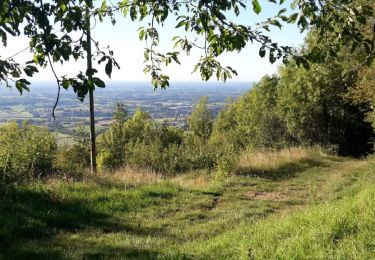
3,0,306,84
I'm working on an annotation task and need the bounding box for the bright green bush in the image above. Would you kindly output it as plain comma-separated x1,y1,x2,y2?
187,97,213,141
98,104,235,175
0,122,56,182
181,133,216,171
98,107,188,173
210,75,292,151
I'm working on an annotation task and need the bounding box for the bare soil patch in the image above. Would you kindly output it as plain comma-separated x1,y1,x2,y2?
245,191,286,201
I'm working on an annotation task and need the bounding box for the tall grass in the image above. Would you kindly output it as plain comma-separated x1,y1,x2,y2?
234,147,329,179
237,147,324,172
104,166,162,185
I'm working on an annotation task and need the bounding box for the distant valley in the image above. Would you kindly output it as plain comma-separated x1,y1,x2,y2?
0,81,252,137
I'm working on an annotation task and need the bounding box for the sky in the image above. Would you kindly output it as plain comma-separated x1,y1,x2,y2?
2,0,306,84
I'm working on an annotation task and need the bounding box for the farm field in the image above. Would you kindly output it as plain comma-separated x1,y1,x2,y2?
0,82,251,134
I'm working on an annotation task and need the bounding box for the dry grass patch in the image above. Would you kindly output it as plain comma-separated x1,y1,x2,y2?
172,171,212,189
244,191,287,201
238,147,314,170
101,166,162,186
234,147,328,179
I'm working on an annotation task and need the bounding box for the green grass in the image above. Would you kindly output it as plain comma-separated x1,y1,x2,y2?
177,159,375,259
0,151,374,259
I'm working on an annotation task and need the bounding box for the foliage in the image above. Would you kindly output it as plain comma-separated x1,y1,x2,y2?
112,102,128,125
54,144,90,176
124,140,185,174
97,103,128,170
97,103,225,174
214,144,238,181
348,13,375,128
352,63,375,128
181,133,216,171
54,126,90,175
98,107,187,173
0,0,118,100
123,107,154,142
209,20,375,157
187,96,213,141
211,75,292,151
293,0,375,67
1,0,373,94
277,31,374,156
0,122,56,182
1,0,372,174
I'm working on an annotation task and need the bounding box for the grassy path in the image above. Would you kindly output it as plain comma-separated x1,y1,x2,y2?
0,151,373,259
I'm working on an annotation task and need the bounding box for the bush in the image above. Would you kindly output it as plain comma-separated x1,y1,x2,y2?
98,107,189,174
54,144,90,176
0,122,56,182
214,147,238,181
123,140,187,175
181,133,216,171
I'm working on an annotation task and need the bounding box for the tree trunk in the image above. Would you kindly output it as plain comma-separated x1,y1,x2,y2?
86,8,97,173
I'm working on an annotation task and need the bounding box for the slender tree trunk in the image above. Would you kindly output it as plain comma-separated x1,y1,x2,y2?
86,8,97,173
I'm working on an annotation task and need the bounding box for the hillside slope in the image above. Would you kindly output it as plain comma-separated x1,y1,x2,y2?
0,149,374,259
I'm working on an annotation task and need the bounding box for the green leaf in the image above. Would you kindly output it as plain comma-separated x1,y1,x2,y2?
252,0,262,15
175,20,185,29
62,79,70,89
15,79,30,94
288,13,299,23
278,8,287,16
105,60,113,78
259,47,266,58
138,27,145,40
23,65,38,77
144,49,149,60
93,77,105,88
86,68,98,77
270,19,282,29
291,0,301,9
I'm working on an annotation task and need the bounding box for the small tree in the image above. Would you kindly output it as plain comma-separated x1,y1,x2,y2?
113,103,128,126
0,122,56,182
188,97,213,141
98,103,128,170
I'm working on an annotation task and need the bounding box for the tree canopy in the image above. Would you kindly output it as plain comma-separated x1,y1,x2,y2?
1,0,373,172
1,0,373,98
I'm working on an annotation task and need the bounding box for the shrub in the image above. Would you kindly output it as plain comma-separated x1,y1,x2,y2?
54,144,90,176
181,133,216,171
98,107,188,174
0,122,56,182
215,147,238,181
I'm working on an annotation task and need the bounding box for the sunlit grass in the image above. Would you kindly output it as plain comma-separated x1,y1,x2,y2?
184,174,375,259
102,166,162,186
0,149,373,259
236,147,325,173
